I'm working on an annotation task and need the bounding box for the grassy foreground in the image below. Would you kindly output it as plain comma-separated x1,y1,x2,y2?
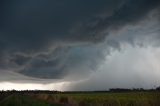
0,94,65,106
0,91,160,106
32,91,160,106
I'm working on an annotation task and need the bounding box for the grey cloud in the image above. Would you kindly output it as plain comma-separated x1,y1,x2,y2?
0,0,160,80
71,0,160,42
67,46,160,91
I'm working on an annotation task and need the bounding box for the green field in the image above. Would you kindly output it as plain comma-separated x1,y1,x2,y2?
0,94,65,106
32,91,160,106
0,91,160,106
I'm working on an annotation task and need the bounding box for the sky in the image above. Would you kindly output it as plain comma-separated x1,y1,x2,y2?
0,0,160,91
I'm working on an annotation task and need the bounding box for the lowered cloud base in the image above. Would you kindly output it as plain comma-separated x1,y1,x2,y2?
0,0,160,90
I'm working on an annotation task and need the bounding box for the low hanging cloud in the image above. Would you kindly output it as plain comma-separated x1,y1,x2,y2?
0,0,160,84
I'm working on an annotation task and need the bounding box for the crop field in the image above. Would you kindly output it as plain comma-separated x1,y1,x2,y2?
0,91,160,106
0,94,65,106
30,91,160,106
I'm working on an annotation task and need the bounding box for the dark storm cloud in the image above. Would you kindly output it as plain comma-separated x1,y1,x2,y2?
0,0,160,80
0,0,122,48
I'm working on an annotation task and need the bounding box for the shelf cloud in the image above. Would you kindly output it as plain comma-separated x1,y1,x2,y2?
0,0,160,90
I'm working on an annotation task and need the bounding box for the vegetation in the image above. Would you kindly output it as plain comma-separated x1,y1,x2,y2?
0,94,65,106
33,91,160,106
0,88,160,106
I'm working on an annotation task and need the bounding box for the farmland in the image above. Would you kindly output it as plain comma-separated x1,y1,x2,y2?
0,90,160,106
0,93,65,106
32,91,160,106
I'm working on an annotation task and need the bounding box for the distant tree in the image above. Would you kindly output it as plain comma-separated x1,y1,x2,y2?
156,86,160,91
109,88,131,92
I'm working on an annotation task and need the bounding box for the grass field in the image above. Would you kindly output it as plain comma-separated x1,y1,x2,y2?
32,91,160,106
0,94,65,106
0,91,160,106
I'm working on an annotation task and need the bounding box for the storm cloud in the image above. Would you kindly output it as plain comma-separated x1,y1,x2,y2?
0,0,160,91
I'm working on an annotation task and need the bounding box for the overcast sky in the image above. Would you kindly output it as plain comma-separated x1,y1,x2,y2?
0,0,160,91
